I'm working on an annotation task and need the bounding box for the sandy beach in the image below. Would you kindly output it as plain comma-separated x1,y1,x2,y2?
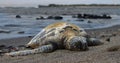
0,25,120,63
0,5,120,63
0,0,120,62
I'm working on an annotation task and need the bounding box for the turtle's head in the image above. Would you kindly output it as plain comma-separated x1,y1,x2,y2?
67,36,89,51
26,39,39,49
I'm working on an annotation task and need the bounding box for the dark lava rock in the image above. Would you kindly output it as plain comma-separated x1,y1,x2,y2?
77,13,112,19
4,24,21,27
47,16,63,20
47,16,54,19
54,16,63,20
39,16,45,19
36,16,45,20
16,15,21,18
0,29,11,33
18,31,25,34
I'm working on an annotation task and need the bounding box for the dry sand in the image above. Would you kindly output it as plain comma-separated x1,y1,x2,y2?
0,25,120,63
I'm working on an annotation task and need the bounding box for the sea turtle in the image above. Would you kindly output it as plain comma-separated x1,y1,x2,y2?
5,22,103,56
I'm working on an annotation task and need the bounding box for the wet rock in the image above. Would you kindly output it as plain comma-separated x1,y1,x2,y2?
47,16,54,19
102,14,112,19
54,16,63,20
77,13,112,19
77,14,82,18
4,24,21,27
88,21,92,23
39,16,45,19
17,31,25,34
16,15,21,18
36,16,45,20
47,16,63,20
0,29,11,33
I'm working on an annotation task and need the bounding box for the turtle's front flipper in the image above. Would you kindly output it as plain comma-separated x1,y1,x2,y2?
5,44,55,57
87,38,103,46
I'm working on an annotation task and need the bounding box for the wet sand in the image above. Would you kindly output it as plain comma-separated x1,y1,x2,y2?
0,25,120,63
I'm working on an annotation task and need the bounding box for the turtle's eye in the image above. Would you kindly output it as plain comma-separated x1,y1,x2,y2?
73,29,78,31
59,30,65,33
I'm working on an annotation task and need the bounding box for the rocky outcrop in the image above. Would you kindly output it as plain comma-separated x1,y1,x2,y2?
77,14,112,19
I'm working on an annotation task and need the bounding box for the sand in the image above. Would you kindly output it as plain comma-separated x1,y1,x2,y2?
0,25,120,63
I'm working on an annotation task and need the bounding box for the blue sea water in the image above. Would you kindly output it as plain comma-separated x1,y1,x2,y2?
0,13,120,39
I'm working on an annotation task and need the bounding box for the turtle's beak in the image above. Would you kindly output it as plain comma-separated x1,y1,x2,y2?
26,41,39,49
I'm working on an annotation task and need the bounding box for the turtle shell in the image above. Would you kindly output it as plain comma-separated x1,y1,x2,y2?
27,22,87,48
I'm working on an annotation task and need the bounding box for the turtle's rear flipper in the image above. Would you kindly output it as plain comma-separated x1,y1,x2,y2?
4,44,55,57
87,38,103,46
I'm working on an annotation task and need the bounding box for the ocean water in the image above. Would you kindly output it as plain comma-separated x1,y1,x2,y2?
0,13,120,39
